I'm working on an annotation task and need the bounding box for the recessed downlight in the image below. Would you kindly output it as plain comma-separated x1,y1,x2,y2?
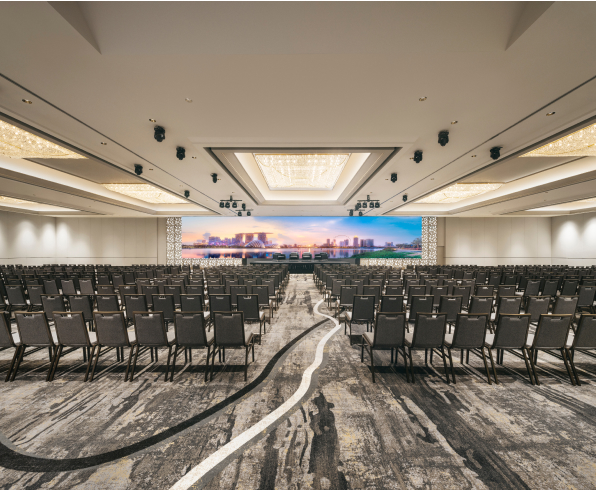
546,112,556,116
471,155,477,158
149,118,156,123
451,120,458,125
100,142,107,145
185,98,193,103
419,97,427,102
192,156,197,159
22,99,32,104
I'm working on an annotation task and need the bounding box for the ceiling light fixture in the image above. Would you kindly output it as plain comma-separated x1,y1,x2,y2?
103,184,187,204
579,197,596,203
0,120,86,159
522,121,596,157
22,99,32,104
471,155,477,158
451,121,458,125
185,98,193,103
254,153,350,190
546,112,556,116
149,118,156,123
0,196,28,204
419,97,427,102
418,183,502,204
100,142,107,145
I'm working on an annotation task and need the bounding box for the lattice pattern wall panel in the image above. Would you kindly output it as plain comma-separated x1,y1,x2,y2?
361,216,437,268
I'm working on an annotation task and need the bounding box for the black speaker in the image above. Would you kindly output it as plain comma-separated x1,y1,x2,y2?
242,258,248,266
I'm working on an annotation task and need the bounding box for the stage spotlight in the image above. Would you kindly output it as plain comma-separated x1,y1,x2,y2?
413,150,423,163
232,201,237,208
219,202,224,208
367,195,370,201
349,209,353,216
134,164,143,176
438,131,449,146
362,202,367,209
211,173,218,183
154,126,165,142
391,173,397,183
225,202,230,208
242,203,246,211
247,211,251,216
184,190,190,198
359,211,363,216
490,146,501,160
176,147,186,160
238,211,242,216
355,203,361,210
375,202,380,208
403,194,408,202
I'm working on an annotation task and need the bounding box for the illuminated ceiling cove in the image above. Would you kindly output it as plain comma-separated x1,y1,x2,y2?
103,184,187,204
522,122,596,157
254,153,350,190
417,183,502,204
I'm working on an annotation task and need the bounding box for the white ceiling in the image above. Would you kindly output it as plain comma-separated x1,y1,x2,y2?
0,2,595,218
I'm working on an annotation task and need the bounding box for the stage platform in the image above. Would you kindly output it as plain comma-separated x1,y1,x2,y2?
247,257,355,273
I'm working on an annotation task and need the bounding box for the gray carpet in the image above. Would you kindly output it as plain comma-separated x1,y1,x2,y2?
1,275,596,489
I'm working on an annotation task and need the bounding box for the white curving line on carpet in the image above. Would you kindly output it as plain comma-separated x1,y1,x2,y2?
169,298,341,490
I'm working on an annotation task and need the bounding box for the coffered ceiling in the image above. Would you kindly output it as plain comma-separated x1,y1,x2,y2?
0,2,595,218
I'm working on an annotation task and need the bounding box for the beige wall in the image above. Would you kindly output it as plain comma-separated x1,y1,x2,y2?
445,217,552,266
0,211,56,265
552,211,596,266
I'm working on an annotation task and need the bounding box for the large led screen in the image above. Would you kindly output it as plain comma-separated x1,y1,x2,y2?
182,216,422,259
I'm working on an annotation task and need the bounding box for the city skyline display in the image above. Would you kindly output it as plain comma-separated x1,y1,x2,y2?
181,216,422,259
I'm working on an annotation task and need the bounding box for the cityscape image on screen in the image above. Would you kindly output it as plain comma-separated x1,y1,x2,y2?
181,216,422,259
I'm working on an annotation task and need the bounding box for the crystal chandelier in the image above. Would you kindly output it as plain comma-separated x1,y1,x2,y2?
103,184,187,204
522,122,596,157
0,120,85,159
0,196,28,204
418,183,502,204
254,153,350,190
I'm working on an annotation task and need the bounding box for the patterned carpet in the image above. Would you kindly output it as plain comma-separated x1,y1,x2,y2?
1,275,596,489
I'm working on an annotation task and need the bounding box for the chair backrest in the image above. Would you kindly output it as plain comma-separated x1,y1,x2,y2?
60,279,77,295
532,314,572,349
450,314,488,349
119,285,137,298
42,279,60,295
411,313,447,348
331,279,346,296
0,312,15,348
186,285,203,295
174,312,209,347
124,294,148,321
475,285,494,297
492,314,531,349
373,313,406,348
151,295,176,322
236,294,260,321
407,285,426,305
438,295,463,322
339,285,358,306
252,285,270,306
230,285,247,306
562,280,579,296
380,295,404,313
572,314,596,349
384,285,402,296
96,294,120,312
431,286,449,306
79,279,95,295
68,295,94,321
94,311,131,346
553,295,579,315
41,294,66,320
15,312,54,346
362,285,381,305
53,312,91,347
497,285,516,298
409,295,434,322
134,312,168,346
163,285,182,305
97,285,115,295
180,294,204,312
262,280,275,297
209,294,232,312
351,295,376,322
6,285,27,306
578,286,596,308
526,296,550,322
495,296,522,322
524,280,541,297
469,296,492,315
213,311,246,347
28,285,45,306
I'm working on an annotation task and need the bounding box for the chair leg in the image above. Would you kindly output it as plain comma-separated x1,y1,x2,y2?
244,346,249,382
447,347,456,384
369,346,375,383
561,348,575,386
480,347,492,385
401,347,410,383
49,345,63,381
440,346,450,385
252,341,255,362
522,348,536,385
408,347,415,383
466,349,470,364
567,348,581,386
425,349,428,366
164,345,173,382
89,345,102,382
150,347,154,362
361,341,364,362
84,345,96,381
487,347,498,384
170,346,179,382
204,345,211,382
5,346,21,382
130,344,140,382
124,345,134,381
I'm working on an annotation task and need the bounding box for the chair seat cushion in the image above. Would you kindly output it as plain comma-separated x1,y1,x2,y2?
206,330,214,344
484,333,495,347
88,331,98,344
362,331,374,345
128,330,137,343
345,311,352,321
167,330,176,344
404,331,414,347
12,332,21,345
259,311,265,321
524,333,534,349
203,311,211,320
444,333,454,347
245,331,254,344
